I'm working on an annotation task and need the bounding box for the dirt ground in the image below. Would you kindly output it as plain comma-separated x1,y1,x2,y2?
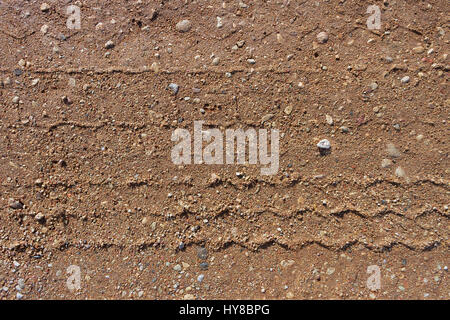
0,0,448,300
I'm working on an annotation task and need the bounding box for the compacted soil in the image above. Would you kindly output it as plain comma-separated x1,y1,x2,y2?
0,0,448,299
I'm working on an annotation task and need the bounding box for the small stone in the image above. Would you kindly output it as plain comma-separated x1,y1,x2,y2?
369,82,378,91
280,260,295,268
199,262,209,270
339,126,350,133
31,78,40,86
212,57,220,66
105,40,115,49
40,3,50,12
412,46,425,54
168,83,179,95
325,115,333,125
395,166,406,178
317,32,329,43
286,292,294,299
317,139,331,156
173,264,182,272
183,294,195,300
326,267,336,275
216,17,223,28
150,62,160,73
197,247,208,260
176,20,191,32
9,199,24,210
284,105,293,115
381,159,393,168
35,212,45,221
13,69,22,76
141,217,149,225
197,274,204,282
401,76,410,84
40,24,49,34
12,96,20,104
16,292,23,300
247,58,256,64
317,139,331,149
387,143,401,158
61,96,71,105
416,134,424,141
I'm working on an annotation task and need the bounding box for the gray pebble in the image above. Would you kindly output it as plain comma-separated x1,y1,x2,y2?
176,20,191,32
339,126,350,133
199,262,209,270
317,139,331,150
197,274,205,282
105,40,115,49
9,199,24,210
197,247,208,260
168,83,179,95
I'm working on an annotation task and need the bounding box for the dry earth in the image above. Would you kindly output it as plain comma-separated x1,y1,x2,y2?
0,0,449,300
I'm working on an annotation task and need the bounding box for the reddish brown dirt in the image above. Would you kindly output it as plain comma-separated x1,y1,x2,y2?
0,0,448,300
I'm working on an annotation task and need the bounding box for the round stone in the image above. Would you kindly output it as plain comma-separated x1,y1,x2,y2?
401,76,410,83
176,20,191,32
